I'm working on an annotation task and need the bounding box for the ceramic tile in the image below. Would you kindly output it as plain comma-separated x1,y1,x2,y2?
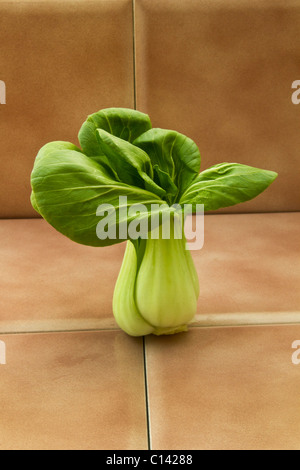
0,0,134,218
0,330,147,450
1,213,299,333
0,219,126,333
146,325,300,450
192,212,300,325
135,0,300,212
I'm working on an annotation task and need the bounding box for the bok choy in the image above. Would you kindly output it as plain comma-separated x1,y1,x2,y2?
31,108,278,336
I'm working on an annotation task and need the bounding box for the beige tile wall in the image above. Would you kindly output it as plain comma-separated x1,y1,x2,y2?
135,0,300,213
0,0,135,218
1,0,300,217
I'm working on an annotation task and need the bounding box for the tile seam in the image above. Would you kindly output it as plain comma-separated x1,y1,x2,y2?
1,315,300,336
132,0,137,110
0,327,121,336
143,336,152,450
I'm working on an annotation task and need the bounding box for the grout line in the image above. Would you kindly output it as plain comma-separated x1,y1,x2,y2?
143,336,152,450
0,327,121,336
1,315,300,336
132,0,137,110
190,322,300,330
190,312,300,329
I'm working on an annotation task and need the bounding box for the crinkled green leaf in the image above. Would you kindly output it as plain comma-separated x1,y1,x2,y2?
78,107,152,156
96,129,166,199
31,143,165,247
88,155,122,182
134,128,201,198
179,163,278,211
153,165,178,204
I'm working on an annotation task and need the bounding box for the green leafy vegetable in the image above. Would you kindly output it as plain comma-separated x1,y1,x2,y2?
134,128,201,201
179,163,278,211
78,107,152,156
96,129,166,198
31,107,278,336
31,141,163,247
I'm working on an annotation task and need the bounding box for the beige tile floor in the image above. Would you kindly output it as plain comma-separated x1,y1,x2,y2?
145,325,300,450
0,213,299,449
0,213,299,333
0,331,147,450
